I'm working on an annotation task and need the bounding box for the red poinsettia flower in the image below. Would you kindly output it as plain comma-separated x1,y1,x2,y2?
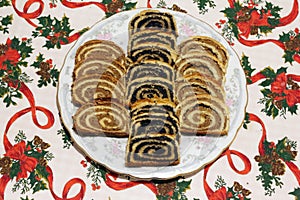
271,73,300,107
4,141,38,180
237,10,271,38
271,73,287,94
0,38,21,70
209,187,227,200
283,89,300,107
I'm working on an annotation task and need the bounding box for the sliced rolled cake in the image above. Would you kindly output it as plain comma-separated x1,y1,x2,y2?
126,98,180,167
126,60,174,83
130,99,179,138
128,42,177,65
177,36,229,68
72,74,125,106
175,53,225,83
128,29,177,53
125,134,180,167
126,77,174,106
75,39,125,64
175,74,225,103
73,101,129,137
128,9,178,37
175,94,229,135
73,59,126,81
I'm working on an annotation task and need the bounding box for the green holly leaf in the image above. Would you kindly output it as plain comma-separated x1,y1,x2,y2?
57,128,73,149
28,171,38,188
283,50,296,64
267,18,280,27
289,188,300,199
241,54,256,84
275,137,295,161
1,15,13,26
276,67,287,75
259,79,273,87
123,2,137,11
156,195,170,200
288,104,298,115
10,161,21,179
32,180,48,194
102,0,112,4
0,14,13,34
193,0,216,14
20,196,34,200
261,88,272,97
177,179,191,193
279,32,291,42
35,164,49,179
0,0,10,7
243,112,251,129
221,7,237,19
260,67,276,79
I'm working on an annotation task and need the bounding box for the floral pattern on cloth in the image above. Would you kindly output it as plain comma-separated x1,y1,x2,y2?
0,0,300,199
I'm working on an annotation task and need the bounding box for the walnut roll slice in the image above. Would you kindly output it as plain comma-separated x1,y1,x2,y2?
75,39,125,64
177,36,229,68
175,74,225,103
175,94,229,136
73,100,129,137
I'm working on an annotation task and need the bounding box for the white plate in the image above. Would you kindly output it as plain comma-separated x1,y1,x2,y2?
57,8,248,180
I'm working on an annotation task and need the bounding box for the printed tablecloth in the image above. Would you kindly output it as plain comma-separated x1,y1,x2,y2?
0,0,300,199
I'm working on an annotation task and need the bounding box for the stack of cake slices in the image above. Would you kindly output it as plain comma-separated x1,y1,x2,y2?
175,36,229,135
125,10,180,167
72,40,130,137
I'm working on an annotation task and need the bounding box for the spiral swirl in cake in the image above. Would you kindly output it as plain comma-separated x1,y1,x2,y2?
126,77,174,105
176,94,229,135
75,39,125,64
125,134,180,167
73,101,129,137
126,60,174,83
128,43,177,65
178,36,228,68
73,59,126,81
175,74,225,103
129,10,178,37
72,74,125,106
128,29,177,53
130,99,179,137
175,53,225,83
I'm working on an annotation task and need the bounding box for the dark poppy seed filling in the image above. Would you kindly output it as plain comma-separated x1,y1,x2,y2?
126,135,179,166
127,29,176,52
126,78,174,105
129,10,178,37
128,45,176,65
126,60,174,83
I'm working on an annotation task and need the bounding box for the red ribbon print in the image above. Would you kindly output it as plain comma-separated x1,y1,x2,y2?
203,149,251,200
227,0,299,64
0,38,21,71
0,82,86,200
247,113,300,185
60,0,107,13
105,173,158,195
4,141,38,181
11,0,44,27
248,71,300,107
